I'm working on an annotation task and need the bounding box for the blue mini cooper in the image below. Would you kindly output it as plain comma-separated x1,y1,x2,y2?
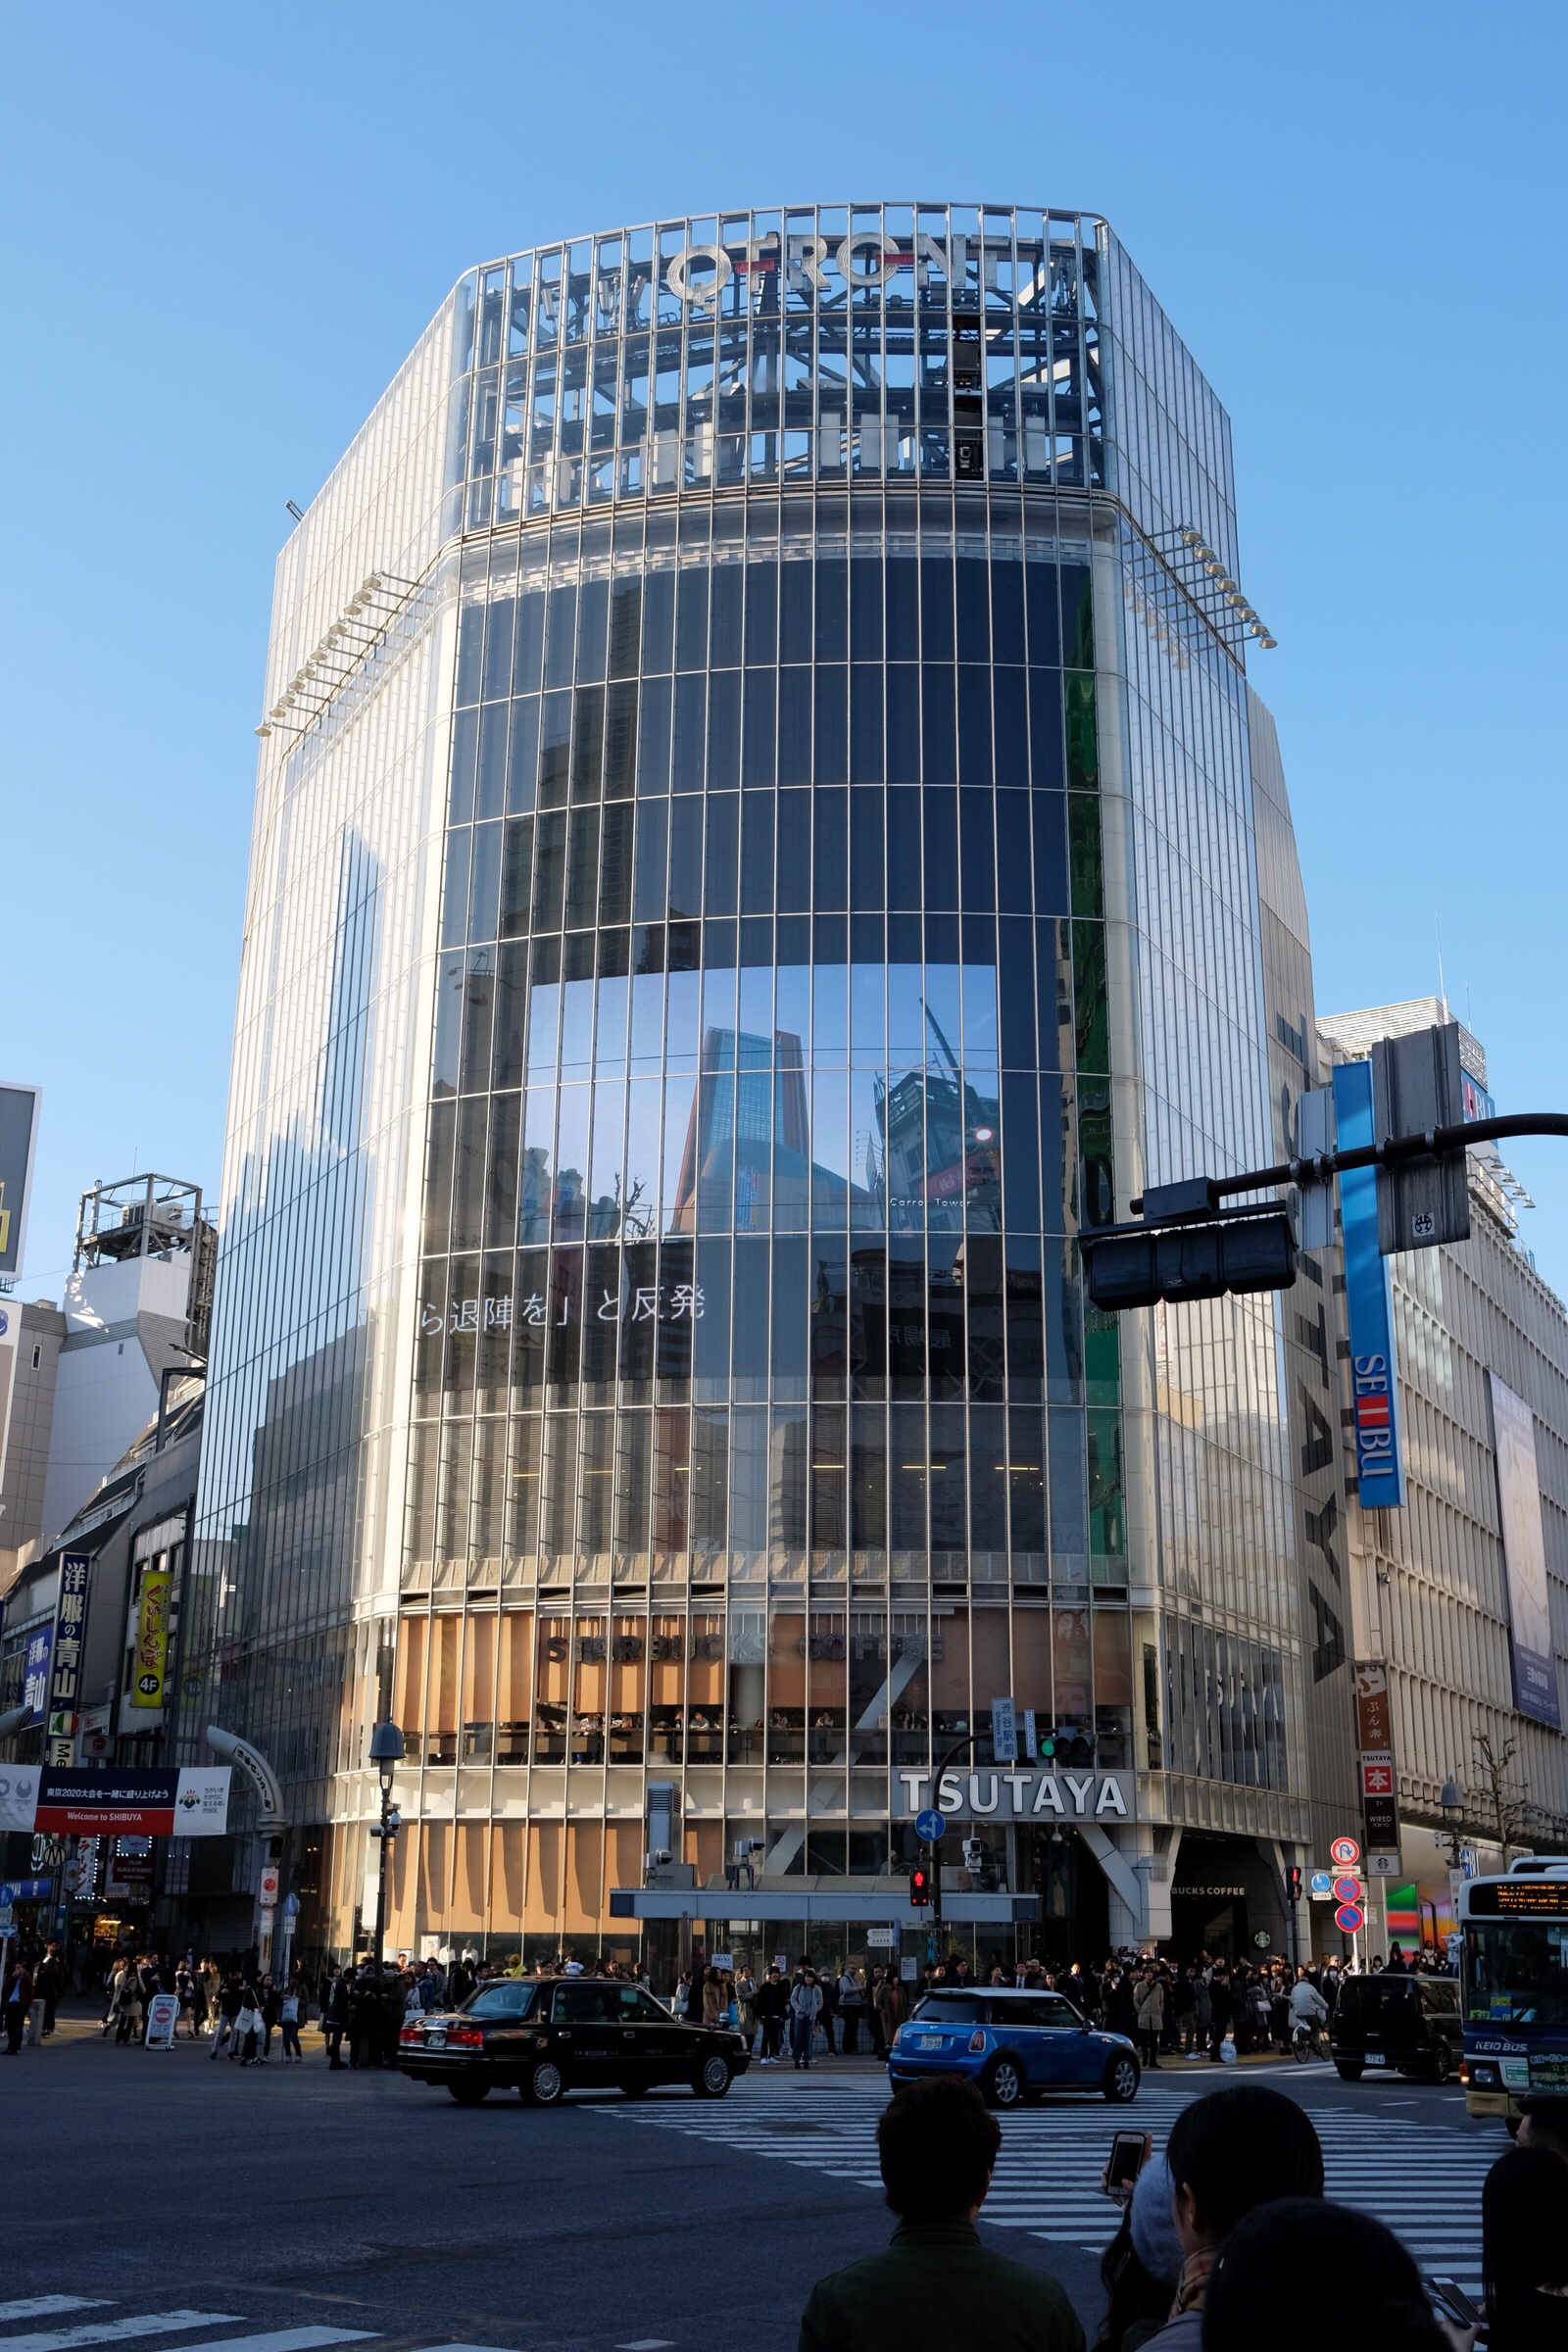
887,1987,1142,2108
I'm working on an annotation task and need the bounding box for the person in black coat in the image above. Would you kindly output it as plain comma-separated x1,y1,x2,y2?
754,1966,790,2063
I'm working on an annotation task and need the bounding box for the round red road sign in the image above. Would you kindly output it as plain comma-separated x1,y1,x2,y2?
1335,1901,1365,1935
1330,1836,1361,1867
1332,1874,1360,1902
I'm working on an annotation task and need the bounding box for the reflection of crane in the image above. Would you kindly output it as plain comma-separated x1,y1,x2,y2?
925,1004,961,1081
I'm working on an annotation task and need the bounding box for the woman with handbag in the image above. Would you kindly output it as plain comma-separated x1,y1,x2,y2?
232,1989,263,2065
112,1959,142,2046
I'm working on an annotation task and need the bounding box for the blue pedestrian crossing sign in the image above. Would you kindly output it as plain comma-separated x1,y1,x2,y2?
915,1809,946,1843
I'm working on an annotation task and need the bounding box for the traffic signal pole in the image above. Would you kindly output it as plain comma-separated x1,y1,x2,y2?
1129,1111,1568,1221
922,1730,990,1953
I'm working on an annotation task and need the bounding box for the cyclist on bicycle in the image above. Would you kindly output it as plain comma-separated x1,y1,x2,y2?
1289,1972,1329,2055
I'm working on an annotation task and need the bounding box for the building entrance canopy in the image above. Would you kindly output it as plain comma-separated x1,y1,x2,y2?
611,1886,1039,1924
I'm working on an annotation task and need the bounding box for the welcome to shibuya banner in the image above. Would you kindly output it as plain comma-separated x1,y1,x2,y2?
0,1766,231,1838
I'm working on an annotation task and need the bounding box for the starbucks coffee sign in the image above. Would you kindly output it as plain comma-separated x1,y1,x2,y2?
896,1768,1134,1822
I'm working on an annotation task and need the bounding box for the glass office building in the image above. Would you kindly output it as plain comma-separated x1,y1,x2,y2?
189,206,1310,1968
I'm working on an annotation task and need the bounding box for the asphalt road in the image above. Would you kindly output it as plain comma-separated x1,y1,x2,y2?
0,2013,1512,2351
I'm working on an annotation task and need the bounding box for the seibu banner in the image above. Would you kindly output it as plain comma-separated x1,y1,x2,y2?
0,1766,230,1838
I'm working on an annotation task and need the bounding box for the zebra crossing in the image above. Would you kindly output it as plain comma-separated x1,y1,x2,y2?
605,2070,1498,2304
0,2304,513,2352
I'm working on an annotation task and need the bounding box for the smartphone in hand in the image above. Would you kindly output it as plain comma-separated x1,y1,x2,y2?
1105,2130,1150,2194
1425,2279,1482,2330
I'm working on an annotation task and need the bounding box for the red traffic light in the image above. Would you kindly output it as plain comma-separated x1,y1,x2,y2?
909,1863,932,1909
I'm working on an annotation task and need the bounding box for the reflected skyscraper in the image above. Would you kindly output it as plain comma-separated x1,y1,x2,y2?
191,205,1326,1969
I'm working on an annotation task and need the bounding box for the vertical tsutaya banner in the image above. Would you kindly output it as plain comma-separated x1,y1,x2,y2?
1489,1373,1560,1729
131,1569,172,1708
1332,1061,1405,1506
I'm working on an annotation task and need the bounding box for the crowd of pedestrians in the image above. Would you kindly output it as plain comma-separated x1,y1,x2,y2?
656,1938,1437,2073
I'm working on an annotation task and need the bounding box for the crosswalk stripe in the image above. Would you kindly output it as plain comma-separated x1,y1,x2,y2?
167,2330,376,2352
605,2069,1495,2293
0,2316,110,2331
0,2319,243,2352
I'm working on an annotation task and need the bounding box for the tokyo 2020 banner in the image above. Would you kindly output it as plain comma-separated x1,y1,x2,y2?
0,1766,230,1838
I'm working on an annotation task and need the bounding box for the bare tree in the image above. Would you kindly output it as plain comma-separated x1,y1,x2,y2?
1471,1731,1528,1864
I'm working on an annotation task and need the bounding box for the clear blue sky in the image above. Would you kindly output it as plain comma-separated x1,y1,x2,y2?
4,2,1565,1299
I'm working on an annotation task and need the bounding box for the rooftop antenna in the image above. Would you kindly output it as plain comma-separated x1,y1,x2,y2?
1436,917,1448,1019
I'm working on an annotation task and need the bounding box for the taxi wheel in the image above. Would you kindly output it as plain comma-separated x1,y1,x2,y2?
692,2052,733,2098
525,2058,566,2106
449,2079,489,2105
1335,2062,1364,2082
983,2054,1027,2110
1102,2054,1141,2103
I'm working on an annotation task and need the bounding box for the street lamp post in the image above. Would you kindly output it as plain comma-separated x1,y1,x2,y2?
368,1723,405,1988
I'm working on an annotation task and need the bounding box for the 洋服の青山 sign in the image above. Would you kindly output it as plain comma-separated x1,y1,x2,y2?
0,1766,230,1838
896,1768,1133,1820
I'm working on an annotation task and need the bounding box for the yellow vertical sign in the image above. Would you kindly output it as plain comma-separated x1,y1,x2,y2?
132,1568,172,1708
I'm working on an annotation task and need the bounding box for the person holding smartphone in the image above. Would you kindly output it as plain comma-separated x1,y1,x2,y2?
1098,2136,1180,2352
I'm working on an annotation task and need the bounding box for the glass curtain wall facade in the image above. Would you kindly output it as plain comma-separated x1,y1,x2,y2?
194,205,1311,1967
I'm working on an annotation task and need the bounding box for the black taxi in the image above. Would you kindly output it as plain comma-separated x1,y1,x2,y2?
398,1975,750,2105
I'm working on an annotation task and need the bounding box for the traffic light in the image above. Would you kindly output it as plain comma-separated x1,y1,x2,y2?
1041,1726,1095,1767
1370,1023,1470,1252
1082,1211,1297,1312
1288,1865,1303,1903
908,1861,932,1909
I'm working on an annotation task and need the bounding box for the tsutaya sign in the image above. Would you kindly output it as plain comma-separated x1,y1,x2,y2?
897,1768,1134,1822
663,230,1002,313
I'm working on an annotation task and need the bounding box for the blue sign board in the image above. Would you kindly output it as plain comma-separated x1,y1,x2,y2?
914,1809,947,1843
22,1624,53,1723
1333,1060,1405,1507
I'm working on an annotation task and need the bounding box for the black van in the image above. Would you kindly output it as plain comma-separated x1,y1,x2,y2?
1330,1971,1462,2082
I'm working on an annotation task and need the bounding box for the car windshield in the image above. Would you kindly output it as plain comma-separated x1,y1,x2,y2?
1464,1921,1568,2028
466,1982,540,2019
912,1995,987,2024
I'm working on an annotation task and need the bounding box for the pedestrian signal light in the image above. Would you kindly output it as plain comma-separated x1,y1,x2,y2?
1288,1866,1303,1902
909,1862,932,1909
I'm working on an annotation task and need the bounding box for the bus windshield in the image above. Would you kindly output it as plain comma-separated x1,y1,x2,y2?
1463,1919,1568,2029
